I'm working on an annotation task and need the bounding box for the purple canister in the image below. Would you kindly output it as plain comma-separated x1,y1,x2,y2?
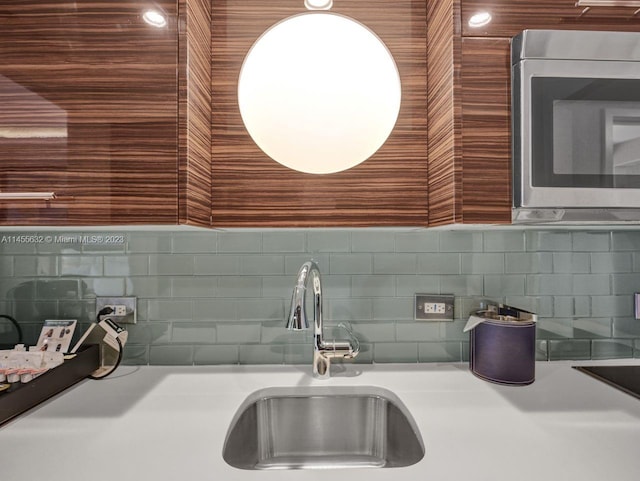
465,304,537,386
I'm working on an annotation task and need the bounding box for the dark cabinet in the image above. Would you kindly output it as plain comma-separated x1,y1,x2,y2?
0,1,187,225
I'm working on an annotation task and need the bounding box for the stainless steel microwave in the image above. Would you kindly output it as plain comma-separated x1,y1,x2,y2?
512,29,640,223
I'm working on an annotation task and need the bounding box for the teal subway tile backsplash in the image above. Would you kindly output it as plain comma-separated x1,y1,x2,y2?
373,297,414,320
217,323,261,343
505,252,553,274
461,253,504,274
218,232,262,253
439,231,483,252
329,254,372,274
149,345,193,365
552,252,590,273
418,342,462,363
1,227,640,365
395,322,441,342
172,322,217,344
126,277,171,298
591,339,634,359
591,252,632,273
525,231,572,251
193,255,241,275
351,230,396,252
239,344,284,364
613,318,640,338
591,296,633,318
59,256,103,276
396,275,439,297
237,298,285,321
240,255,285,275
572,318,612,339
417,253,460,274
374,342,418,363
171,233,217,253
351,275,395,297
307,231,351,253
128,234,172,253
194,345,238,365
148,299,192,321
572,232,610,252
104,255,149,277
374,254,418,274
482,231,525,252
350,322,395,343
548,339,591,360
149,254,194,276
394,231,439,253
262,231,306,253
327,298,373,321
484,275,526,297
440,275,483,296
611,274,640,295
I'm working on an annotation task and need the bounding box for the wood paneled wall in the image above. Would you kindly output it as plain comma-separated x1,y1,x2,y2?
426,0,463,226
179,0,213,227
211,0,428,227
460,37,512,223
461,0,640,37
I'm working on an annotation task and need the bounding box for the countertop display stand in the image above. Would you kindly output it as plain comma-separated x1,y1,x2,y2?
0,344,100,427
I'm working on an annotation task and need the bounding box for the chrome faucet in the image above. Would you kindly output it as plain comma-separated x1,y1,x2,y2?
286,260,359,379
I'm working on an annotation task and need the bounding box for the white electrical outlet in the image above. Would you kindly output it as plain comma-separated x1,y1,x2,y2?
96,297,137,324
415,294,454,321
424,302,446,314
111,305,128,317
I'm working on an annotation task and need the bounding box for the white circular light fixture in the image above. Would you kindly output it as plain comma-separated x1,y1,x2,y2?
468,11,492,28
142,9,167,28
304,0,333,10
237,13,402,175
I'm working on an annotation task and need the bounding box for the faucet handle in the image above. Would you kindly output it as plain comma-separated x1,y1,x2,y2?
336,322,360,358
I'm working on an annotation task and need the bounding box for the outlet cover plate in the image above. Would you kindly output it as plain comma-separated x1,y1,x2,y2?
96,297,137,324
415,294,454,321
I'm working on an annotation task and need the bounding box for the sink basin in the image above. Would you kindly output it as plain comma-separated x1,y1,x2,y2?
222,386,424,470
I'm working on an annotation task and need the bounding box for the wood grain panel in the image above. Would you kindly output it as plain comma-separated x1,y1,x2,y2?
179,0,213,227
212,0,427,227
426,0,463,226
461,0,640,37
460,37,512,223
0,1,178,225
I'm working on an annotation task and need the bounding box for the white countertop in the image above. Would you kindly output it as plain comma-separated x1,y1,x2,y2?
1,361,640,481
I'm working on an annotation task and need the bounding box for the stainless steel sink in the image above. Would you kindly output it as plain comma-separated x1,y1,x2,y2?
222,386,424,470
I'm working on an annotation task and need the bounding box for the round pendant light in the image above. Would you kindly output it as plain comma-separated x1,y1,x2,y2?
237,13,401,174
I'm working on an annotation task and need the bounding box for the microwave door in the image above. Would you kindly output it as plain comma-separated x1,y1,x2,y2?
605,111,640,176
515,58,640,211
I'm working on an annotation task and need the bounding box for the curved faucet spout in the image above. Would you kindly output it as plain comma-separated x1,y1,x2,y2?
286,260,358,379
286,261,321,331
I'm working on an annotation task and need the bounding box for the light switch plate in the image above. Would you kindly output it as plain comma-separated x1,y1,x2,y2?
415,294,454,321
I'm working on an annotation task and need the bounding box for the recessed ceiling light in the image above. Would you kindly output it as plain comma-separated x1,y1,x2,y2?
304,0,333,10
143,10,167,28
468,11,492,28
